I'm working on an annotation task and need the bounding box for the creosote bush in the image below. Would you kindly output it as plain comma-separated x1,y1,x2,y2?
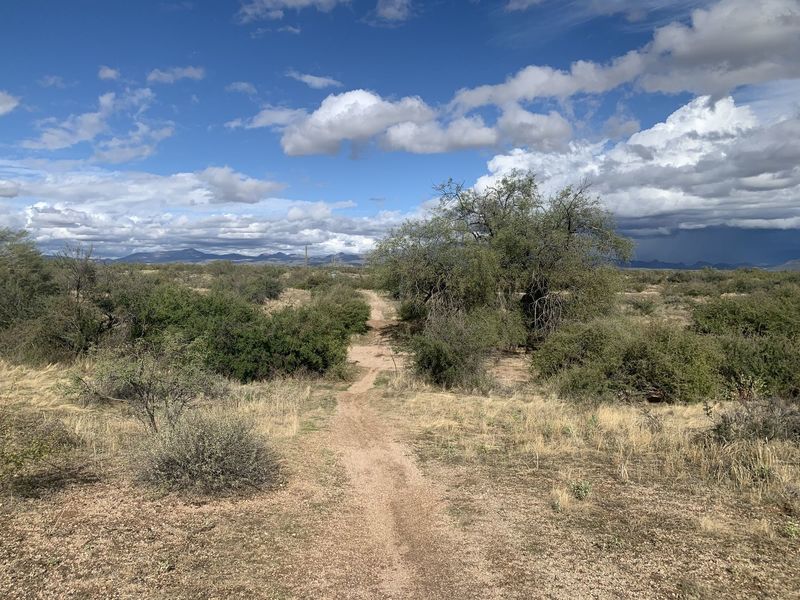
693,285,800,338
119,282,366,382
210,267,284,304
138,412,279,495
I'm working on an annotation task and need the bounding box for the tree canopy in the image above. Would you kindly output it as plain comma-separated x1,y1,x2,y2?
371,171,632,342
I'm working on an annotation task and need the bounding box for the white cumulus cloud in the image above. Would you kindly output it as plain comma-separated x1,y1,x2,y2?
478,89,800,234
280,89,435,155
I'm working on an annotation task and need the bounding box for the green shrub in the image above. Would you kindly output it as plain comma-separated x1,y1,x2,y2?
615,324,721,403
626,269,666,286
532,318,630,379
533,318,721,403
254,305,349,376
692,286,800,338
210,269,284,304
0,229,57,330
245,276,283,303
716,334,800,399
202,304,348,382
398,299,428,322
74,339,226,431
628,297,657,315
109,282,354,382
311,285,371,335
666,271,692,283
570,480,592,500
137,412,279,495
0,294,108,364
285,268,335,290
411,309,496,388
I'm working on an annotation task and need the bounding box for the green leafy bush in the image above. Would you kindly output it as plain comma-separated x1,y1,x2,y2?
533,318,721,403
137,412,279,495
412,309,497,388
615,324,721,403
114,283,354,382
532,318,630,379
628,297,657,315
242,275,283,303
398,299,428,322
716,334,800,399
692,286,800,338
311,285,371,336
0,229,57,330
210,268,284,304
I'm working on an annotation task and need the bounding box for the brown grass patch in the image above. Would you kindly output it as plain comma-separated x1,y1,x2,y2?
262,287,312,314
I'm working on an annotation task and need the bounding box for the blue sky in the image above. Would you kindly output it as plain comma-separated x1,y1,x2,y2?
1,0,799,263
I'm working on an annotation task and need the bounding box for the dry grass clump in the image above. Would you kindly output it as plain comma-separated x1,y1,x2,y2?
221,378,311,439
0,407,84,496
392,389,800,511
0,359,138,469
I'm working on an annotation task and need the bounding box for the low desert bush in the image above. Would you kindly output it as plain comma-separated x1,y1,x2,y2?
628,297,657,315
211,269,284,304
692,285,800,338
285,268,336,290
533,318,721,403
616,324,721,403
411,308,497,389
117,283,355,382
73,338,226,431
311,284,371,335
709,398,800,444
716,335,800,399
398,299,428,322
137,412,279,495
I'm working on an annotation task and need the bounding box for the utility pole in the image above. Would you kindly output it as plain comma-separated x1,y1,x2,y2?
304,244,309,268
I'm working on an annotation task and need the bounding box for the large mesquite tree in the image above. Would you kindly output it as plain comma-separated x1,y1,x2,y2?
372,171,632,344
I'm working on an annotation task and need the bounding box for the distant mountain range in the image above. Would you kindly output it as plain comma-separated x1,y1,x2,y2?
113,248,364,265
104,248,800,271
626,259,800,271
768,259,800,272
623,259,754,270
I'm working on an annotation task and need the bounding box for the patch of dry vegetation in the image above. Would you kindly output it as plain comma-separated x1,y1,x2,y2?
381,383,800,514
261,286,312,314
0,358,316,496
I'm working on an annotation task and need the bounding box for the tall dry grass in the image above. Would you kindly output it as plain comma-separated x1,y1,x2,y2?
1,359,313,478
385,383,800,511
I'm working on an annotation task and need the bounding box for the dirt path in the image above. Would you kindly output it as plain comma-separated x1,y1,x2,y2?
321,291,500,598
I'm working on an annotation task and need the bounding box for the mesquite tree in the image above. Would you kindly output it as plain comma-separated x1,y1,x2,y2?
372,170,632,344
